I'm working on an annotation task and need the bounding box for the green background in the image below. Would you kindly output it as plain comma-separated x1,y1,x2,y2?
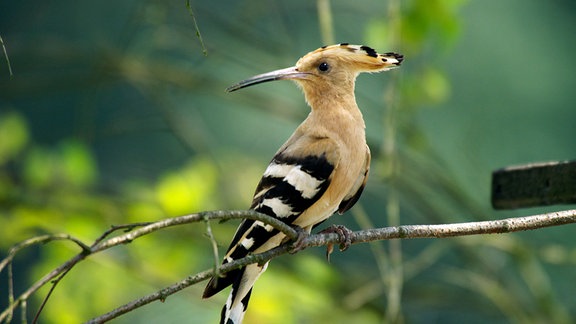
1,0,575,323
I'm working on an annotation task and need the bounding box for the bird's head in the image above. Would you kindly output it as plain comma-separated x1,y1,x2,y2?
226,44,403,97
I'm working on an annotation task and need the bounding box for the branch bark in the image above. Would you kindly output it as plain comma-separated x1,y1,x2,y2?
2,209,576,323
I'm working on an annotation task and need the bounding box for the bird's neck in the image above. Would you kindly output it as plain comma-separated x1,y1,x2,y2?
303,80,358,111
304,82,363,122
299,83,366,143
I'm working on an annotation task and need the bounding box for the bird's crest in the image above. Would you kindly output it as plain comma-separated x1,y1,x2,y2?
296,43,403,73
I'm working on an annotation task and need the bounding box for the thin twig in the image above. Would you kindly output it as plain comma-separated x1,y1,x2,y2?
32,267,73,324
0,234,90,273
91,222,154,247
0,234,93,323
7,262,14,323
0,35,14,78
185,0,208,56
203,216,221,279
91,210,298,253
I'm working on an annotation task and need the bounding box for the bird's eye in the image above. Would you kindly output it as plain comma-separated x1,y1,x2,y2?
318,62,330,72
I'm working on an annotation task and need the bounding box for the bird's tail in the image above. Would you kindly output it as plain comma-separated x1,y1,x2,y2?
220,262,269,324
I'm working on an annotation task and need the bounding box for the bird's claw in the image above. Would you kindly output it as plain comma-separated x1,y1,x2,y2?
319,224,353,262
288,225,309,254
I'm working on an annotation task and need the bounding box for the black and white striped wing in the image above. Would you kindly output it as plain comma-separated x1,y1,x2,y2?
203,148,337,298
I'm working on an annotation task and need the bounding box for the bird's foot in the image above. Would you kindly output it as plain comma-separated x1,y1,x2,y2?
288,225,309,254
319,224,353,262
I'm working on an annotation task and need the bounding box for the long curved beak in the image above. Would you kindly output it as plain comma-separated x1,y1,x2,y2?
226,66,309,92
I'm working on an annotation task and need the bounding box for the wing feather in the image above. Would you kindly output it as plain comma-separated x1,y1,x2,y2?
203,137,339,297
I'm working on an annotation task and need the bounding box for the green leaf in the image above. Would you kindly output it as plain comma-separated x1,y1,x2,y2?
0,112,29,165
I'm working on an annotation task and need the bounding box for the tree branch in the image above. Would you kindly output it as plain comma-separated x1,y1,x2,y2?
2,209,576,323
87,209,576,323
0,210,295,323
90,210,299,253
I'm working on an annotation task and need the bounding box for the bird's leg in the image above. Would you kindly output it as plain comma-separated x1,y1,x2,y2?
319,225,354,262
288,225,309,254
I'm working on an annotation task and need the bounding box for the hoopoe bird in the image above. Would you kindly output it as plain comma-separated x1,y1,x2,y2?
203,43,403,324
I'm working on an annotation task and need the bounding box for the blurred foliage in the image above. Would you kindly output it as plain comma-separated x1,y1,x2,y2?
1,0,576,323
